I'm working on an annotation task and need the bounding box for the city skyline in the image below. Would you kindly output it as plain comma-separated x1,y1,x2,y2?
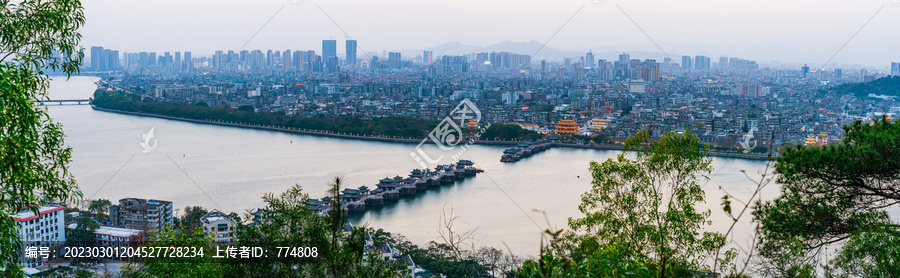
84,41,898,74
79,0,900,67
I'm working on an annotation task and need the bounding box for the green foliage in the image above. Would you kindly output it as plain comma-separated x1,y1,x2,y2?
67,213,99,244
175,206,208,232
567,130,718,277
88,199,111,213
591,133,612,144
1,0,85,275
91,91,441,138
517,243,651,278
753,117,900,275
122,226,225,278
534,105,554,113
115,183,406,278
237,105,254,112
755,117,900,250
828,75,900,97
378,233,491,278
88,199,111,220
75,269,93,278
754,239,816,278
367,227,522,278
829,226,900,277
228,183,405,278
480,123,541,140
228,184,326,277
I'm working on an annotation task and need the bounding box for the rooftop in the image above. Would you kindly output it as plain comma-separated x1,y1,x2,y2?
11,205,66,222
95,226,143,237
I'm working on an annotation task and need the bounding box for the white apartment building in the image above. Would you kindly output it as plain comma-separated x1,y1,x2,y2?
200,210,236,243
13,205,66,269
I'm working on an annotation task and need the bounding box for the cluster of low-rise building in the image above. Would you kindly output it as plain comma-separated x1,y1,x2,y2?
13,197,447,276
98,48,899,150
11,198,239,274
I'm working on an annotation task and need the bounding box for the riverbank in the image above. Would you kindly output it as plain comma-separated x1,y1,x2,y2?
90,105,523,146
554,143,774,160
90,105,773,160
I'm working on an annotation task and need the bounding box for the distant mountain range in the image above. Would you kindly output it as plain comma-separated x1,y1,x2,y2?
397,40,671,62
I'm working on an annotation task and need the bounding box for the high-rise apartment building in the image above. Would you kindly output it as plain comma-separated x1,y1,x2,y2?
213,51,224,68
323,40,337,60
283,49,292,70
326,56,340,73
175,52,181,70
585,51,595,68
681,55,692,69
642,59,660,81
892,62,900,76
105,49,119,70
615,53,630,80
239,50,249,67
388,52,401,69
90,46,104,71
292,50,304,71
183,51,191,70
345,40,357,66
694,56,710,70
162,52,172,68
423,50,433,64
440,55,468,74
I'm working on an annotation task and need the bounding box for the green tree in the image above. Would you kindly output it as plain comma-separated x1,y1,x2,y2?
228,184,325,277
829,75,900,97
754,117,900,251
829,225,900,277
67,213,99,244
591,133,611,144
481,123,540,140
122,225,225,278
752,117,900,275
516,241,651,278
176,206,208,232
229,182,404,278
1,0,85,275
238,105,254,112
88,199,111,219
753,239,816,278
75,269,93,278
567,130,720,277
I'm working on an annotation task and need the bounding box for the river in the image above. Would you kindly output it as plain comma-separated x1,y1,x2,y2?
44,76,809,259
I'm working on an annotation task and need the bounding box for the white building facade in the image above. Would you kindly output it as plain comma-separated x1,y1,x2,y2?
13,205,66,269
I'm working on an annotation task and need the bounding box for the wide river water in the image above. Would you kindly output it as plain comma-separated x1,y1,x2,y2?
45,76,895,260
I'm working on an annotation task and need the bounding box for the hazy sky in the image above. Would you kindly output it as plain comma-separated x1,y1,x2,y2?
81,0,899,68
